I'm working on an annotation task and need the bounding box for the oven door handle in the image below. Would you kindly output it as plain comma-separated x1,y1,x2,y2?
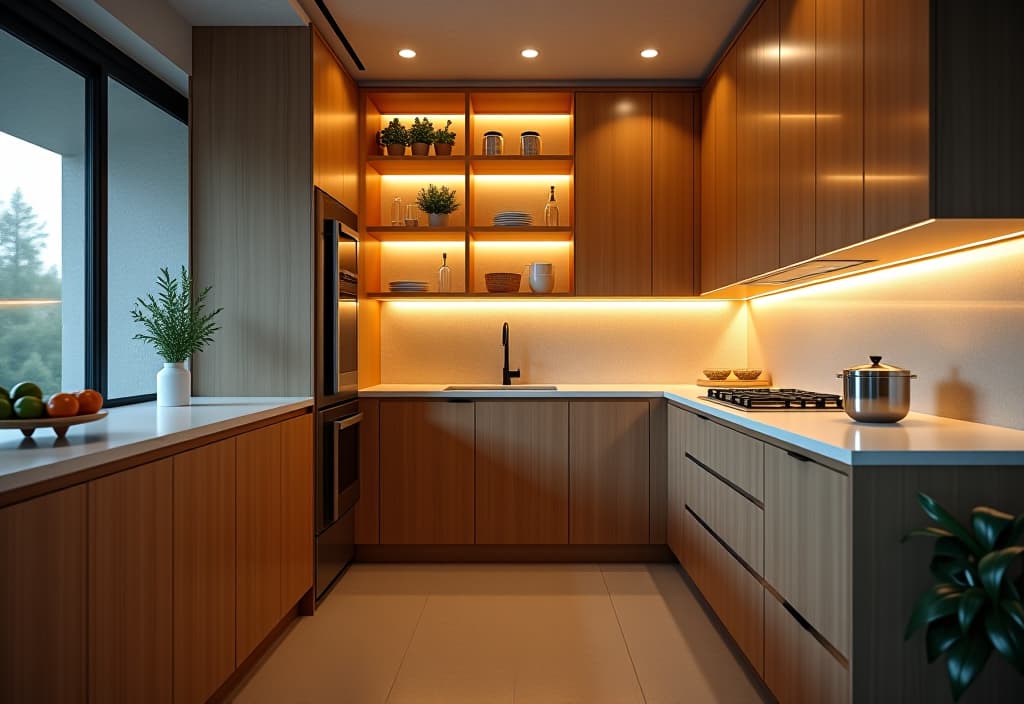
334,412,364,432
330,412,364,522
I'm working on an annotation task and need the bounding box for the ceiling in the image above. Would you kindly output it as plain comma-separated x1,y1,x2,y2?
178,0,755,85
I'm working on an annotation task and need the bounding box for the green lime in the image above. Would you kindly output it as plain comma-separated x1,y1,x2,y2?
0,398,12,420
0,386,10,401
13,396,45,419
11,382,43,400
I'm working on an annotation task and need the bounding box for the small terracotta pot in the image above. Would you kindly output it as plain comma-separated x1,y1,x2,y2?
434,142,453,156
386,143,405,156
410,142,430,156
428,213,450,227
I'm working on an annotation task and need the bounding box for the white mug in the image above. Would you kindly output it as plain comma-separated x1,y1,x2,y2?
524,262,554,293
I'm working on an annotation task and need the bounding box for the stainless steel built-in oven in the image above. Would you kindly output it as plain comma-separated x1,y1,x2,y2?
315,399,362,599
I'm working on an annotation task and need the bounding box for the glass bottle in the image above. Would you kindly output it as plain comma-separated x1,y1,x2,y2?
390,195,403,225
543,185,559,226
438,251,452,293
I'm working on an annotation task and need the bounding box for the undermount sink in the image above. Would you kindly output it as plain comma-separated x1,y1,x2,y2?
443,384,558,391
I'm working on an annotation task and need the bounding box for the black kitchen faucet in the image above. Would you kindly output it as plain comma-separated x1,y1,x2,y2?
501,321,520,386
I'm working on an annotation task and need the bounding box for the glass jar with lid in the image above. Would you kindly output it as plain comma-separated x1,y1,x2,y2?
482,131,504,155
520,131,541,156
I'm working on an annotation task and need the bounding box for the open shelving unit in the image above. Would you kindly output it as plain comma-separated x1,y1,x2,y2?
361,90,575,297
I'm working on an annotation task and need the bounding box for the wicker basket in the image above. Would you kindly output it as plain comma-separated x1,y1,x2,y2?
485,272,522,293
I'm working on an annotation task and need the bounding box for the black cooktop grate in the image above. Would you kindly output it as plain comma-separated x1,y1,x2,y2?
705,387,844,410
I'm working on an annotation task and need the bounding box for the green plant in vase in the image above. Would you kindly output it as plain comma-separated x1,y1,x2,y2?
378,118,409,156
416,183,459,228
130,266,223,406
903,492,1024,701
433,119,456,156
408,116,434,156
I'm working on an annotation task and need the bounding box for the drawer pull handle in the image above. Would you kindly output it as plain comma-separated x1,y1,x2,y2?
786,450,812,463
446,398,473,404
696,414,710,421
783,599,814,633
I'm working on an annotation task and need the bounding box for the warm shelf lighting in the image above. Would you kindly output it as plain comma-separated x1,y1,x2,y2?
398,49,416,59
386,299,737,311
0,298,60,306
521,49,539,59
640,49,659,59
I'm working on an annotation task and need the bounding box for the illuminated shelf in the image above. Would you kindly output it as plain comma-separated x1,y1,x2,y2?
368,292,575,300
366,155,465,175
471,227,572,242
470,156,573,175
366,226,466,242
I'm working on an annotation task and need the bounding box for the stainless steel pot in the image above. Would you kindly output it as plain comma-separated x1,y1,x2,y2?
837,356,917,423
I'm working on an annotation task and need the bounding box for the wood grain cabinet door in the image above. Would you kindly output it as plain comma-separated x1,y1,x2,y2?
700,53,738,292
574,92,653,296
173,439,236,704
475,401,569,544
652,92,697,295
88,460,173,703
235,424,284,664
280,414,314,609
380,400,475,544
569,400,650,544
666,405,687,561
0,486,87,703
765,591,849,704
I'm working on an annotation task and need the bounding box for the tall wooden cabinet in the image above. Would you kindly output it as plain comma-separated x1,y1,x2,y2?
192,27,359,396
700,52,738,293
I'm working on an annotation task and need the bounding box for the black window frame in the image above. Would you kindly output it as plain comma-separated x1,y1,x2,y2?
0,0,188,407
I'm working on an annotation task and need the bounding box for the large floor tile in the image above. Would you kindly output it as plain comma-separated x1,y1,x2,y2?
601,563,768,704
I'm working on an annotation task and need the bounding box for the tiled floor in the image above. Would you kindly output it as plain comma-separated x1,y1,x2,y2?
229,563,769,704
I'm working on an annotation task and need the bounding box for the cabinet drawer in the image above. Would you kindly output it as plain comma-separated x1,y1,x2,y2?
683,508,764,676
683,411,764,501
684,457,763,575
765,592,849,704
764,445,850,656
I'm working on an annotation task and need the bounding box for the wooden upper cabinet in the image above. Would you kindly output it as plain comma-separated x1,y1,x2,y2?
475,401,569,544
173,439,236,704
700,52,738,293
814,0,863,254
575,92,653,296
863,0,929,237
380,400,475,544
569,400,650,544
652,93,698,295
778,0,817,265
313,31,359,210
88,461,173,704
736,0,781,281
0,486,87,703
280,414,314,609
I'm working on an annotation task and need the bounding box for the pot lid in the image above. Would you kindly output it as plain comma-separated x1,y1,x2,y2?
843,355,913,376
483,130,503,136
520,130,540,136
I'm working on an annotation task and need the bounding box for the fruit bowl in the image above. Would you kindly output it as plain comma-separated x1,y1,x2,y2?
0,411,108,438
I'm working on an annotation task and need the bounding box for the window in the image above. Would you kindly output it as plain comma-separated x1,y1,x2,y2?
0,3,187,404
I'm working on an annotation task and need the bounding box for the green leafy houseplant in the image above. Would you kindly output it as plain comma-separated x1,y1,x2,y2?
130,266,223,363
378,117,409,147
904,492,1024,701
433,119,456,146
416,184,460,215
408,116,435,145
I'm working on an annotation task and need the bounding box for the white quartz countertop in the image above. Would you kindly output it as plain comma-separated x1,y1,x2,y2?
359,384,1024,467
0,397,313,498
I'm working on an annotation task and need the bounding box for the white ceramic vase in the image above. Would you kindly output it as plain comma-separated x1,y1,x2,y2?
157,362,191,406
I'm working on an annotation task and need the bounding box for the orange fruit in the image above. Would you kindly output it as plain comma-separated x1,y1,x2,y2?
75,389,104,414
46,393,79,418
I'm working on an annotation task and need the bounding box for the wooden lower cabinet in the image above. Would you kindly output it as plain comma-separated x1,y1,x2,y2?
686,457,764,574
569,400,650,544
380,400,475,544
666,404,687,559
475,401,569,544
683,411,764,501
236,424,284,664
765,591,849,704
0,486,87,703
173,438,236,704
281,414,314,607
88,460,173,703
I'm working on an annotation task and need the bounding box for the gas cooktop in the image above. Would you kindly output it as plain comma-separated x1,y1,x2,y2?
704,388,844,412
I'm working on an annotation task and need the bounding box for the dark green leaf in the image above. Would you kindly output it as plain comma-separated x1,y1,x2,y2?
958,589,986,634
935,535,972,559
1009,514,1024,546
926,616,962,663
979,547,1024,601
984,607,1024,669
903,526,954,542
1003,600,1024,633
917,493,985,557
931,555,976,587
906,584,965,640
946,631,992,701
972,506,1013,551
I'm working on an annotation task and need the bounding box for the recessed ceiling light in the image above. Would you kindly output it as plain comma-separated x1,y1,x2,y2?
521,48,539,59
398,49,416,59
640,48,659,59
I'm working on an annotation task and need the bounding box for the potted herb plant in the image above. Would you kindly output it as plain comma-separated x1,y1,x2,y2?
408,116,434,156
416,183,460,227
378,118,409,156
904,492,1024,701
131,266,223,406
433,119,456,156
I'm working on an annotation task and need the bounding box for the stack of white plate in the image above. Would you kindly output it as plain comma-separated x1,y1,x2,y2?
388,280,429,292
493,211,533,227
